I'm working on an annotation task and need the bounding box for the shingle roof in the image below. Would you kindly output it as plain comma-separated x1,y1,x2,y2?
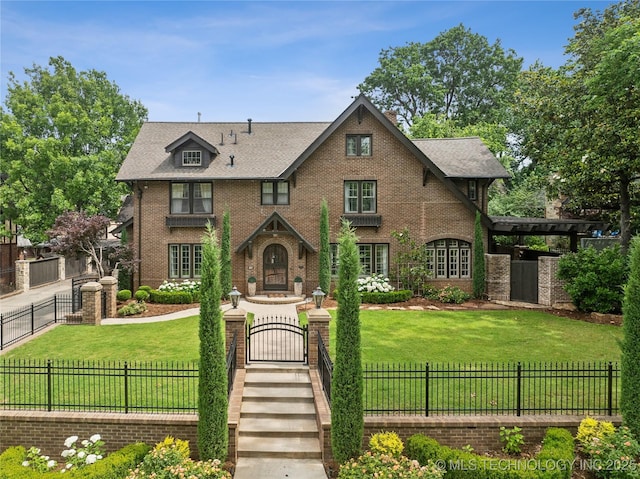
412,137,510,179
116,121,331,181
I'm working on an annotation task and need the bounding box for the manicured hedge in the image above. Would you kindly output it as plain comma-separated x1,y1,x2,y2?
405,428,574,479
148,289,199,304
360,290,413,304
0,443,150,479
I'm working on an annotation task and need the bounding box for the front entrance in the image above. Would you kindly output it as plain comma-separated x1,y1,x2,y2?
263,244,288,290
246,315,308,363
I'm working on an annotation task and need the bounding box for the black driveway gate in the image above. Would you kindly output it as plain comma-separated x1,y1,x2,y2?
246,315,308,364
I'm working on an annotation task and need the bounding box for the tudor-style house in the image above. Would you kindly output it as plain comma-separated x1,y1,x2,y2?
115,95,509,296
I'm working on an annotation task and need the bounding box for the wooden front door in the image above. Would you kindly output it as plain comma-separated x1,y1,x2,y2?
263,244,288,290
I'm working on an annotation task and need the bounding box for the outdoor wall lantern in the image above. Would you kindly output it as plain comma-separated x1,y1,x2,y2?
312,287,325,309
229,286,241,309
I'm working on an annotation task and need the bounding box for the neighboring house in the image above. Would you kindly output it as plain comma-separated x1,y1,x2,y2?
115,95,510,295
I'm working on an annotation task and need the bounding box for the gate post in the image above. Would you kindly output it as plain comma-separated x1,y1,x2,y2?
99,276,118,319
224,307,247,369
307,307,331,368
81,281,103,325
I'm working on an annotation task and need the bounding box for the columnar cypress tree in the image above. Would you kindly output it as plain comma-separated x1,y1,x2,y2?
220,209,232,299
331,220,363,464
319,199,331,296
473,210,486,299
197,224,228,461
621,236,640,437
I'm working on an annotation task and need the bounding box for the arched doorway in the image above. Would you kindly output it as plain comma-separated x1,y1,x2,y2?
263,244,288,290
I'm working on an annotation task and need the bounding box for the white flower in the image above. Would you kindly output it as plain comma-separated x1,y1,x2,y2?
47,459,56,468
64,436,78,448
90,434,101,443
85,454,97,464
22,461,30,467
77,451,86,459
61,449,75,458
66,463,73,469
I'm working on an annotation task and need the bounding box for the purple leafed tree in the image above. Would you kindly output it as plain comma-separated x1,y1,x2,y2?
47,211,111,277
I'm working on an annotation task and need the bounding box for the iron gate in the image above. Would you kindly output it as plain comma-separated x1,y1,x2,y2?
246,315,308,364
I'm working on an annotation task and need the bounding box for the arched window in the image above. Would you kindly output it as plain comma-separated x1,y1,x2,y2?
426,240,471,279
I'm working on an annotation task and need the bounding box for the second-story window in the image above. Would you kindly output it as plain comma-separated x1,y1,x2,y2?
346,135,372,156
344,180,376,213
468,180,477,200
170,183,212,214
261,181,289,205
182,150,202,166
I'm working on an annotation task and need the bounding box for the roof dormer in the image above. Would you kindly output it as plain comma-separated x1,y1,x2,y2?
165,131,219,169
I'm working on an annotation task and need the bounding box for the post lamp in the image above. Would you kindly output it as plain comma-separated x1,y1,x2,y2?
312,286,325,309
229,286,241,309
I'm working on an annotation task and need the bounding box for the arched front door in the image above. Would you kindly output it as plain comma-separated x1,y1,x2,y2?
263,244,288,290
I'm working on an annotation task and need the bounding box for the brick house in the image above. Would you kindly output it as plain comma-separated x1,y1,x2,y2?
115,94,509,296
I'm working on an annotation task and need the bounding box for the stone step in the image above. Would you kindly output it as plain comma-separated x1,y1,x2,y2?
245,364,309,374
237,435,322,459
239,417,318,437
244,371,311,387
233,458,328,479
242,386,314,401
240,399,316,418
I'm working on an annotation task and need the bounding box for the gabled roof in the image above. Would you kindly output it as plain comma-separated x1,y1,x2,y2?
165,131,219,155
236,212,316,254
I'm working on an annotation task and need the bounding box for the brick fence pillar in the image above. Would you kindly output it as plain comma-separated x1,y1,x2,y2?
58,256,66,281
99,276,118,319
485,254,511,301
15,260,29,293
224,307,247,369
538,256,570,306
81,281,103,325
307,307,331,368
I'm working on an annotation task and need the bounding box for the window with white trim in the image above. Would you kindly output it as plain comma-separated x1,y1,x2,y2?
330,243,388,276
261,181,289,205
346,134,371,156
170,183,212,214
169,244,203,278
426,239,471,278
182,150,202,166
344,181,376,213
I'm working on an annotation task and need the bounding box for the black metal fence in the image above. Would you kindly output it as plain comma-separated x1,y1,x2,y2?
362,361,619,416
317,331,332,406
0,294,74,350
1,350,239,414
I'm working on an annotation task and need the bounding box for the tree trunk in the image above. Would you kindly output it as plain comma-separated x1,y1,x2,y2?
619,175,632,255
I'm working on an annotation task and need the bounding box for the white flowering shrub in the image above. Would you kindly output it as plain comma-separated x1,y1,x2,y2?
21,447,57,473
357,274,395,293
158,280,201,294
60,434,105,471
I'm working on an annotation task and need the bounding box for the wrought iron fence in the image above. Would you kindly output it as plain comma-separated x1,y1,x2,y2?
0,294,74,350
362,361,619,416
317,331,332,406
2,344,239,413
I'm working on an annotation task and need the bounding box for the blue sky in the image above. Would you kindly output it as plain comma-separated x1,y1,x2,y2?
1,0,618,122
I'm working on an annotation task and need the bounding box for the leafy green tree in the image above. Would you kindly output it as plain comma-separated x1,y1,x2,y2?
197,224,228,461
390,228,432,294
319,199,331,296
220,209,232,299
331,220,364,464
47,211,111,277
622,236,640,437
473,211,486,299
359,24,522,127
0,56,147,243
512,1,640,252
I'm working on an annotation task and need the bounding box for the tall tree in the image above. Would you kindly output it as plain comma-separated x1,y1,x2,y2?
220,208,232,300
47,211,110,277
622,236,640,436
473,211,486,299
331,220,363,464
0,56,148,243
197,224,228,461
359,24,522,127
512,1,640,252
319,199,331,297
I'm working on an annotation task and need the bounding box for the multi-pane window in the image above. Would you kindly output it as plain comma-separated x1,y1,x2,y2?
170,183,212,214
261,181,289,205
344,181,376,213
182,150,202,166
169,244,203,278
468,180,477,200
330,243,388,277
346,135,372,156
426,239,471,279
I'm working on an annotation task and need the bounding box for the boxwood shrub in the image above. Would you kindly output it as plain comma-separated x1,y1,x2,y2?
405,427,574,479
0,443,150,479
360,290,413,304
116,289,132,302
149,289,196,304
